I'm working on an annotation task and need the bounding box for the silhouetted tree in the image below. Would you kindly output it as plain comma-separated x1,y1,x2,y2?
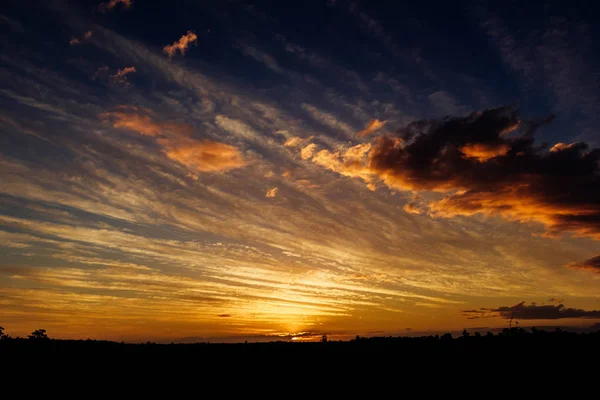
0,326,6,340
28,329,49,340
462,329,470,338
321,334,328,343
485,331,494,337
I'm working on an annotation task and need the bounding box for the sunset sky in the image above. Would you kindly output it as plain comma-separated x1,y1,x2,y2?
1,0,600,342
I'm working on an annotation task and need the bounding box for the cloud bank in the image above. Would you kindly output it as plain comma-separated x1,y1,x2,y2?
463,301,600,320
568,256,600,274
368,106,600,241
303,106,600,241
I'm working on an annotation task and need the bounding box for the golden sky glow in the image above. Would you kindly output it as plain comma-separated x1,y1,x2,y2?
1,1,600,343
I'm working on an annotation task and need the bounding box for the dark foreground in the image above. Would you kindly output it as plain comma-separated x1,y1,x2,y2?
3,329,600,393
3,329,598,392
3,328,600,368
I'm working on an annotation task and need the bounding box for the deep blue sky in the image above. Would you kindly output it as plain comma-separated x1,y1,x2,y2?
4,0,600,145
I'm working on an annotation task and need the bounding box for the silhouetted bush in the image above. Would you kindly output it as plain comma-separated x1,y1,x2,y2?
28,329,49,340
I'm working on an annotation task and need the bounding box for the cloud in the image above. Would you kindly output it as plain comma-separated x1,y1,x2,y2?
364,106,600,241
300,143,317,160
297,105,600,272
301,103,354,137
463,301,600,320
428,91,466,116
69,31,93,46
403,202,423,215
93,66,136,86
110,66,136,86
166,141,246,172
459,143,510,162
99,106,171,136
284,137,302,147
311,143,373,184
100,107,246,172
98,0,133,13
265,187,278,198
357,119,386,137
241,45,284,74
568,256,600,274
163,31,198,58
218,314,231,318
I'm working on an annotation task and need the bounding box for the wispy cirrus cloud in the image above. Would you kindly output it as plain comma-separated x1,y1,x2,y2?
163,31,198,58
357,119,386,137
481,11,600,140
301,103,355,138
241,45,284,74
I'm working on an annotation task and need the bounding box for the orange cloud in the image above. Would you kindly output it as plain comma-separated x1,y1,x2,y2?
550,142,579,152
110,66,136,86
164,31,198,58
100,107,246,172
165,141,246,172
460,143,509,162
265,187,279,198
300,143,317,160
100,108,165,136
311,143,373,184
357,119,386,137
284,136,302,147
98,0,133,13
403,202,423,215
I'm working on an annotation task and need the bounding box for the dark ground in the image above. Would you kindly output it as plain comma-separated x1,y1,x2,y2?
2,328,599,390
3,328,600,365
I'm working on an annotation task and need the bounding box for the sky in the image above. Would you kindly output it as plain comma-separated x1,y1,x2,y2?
1,0,600,343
